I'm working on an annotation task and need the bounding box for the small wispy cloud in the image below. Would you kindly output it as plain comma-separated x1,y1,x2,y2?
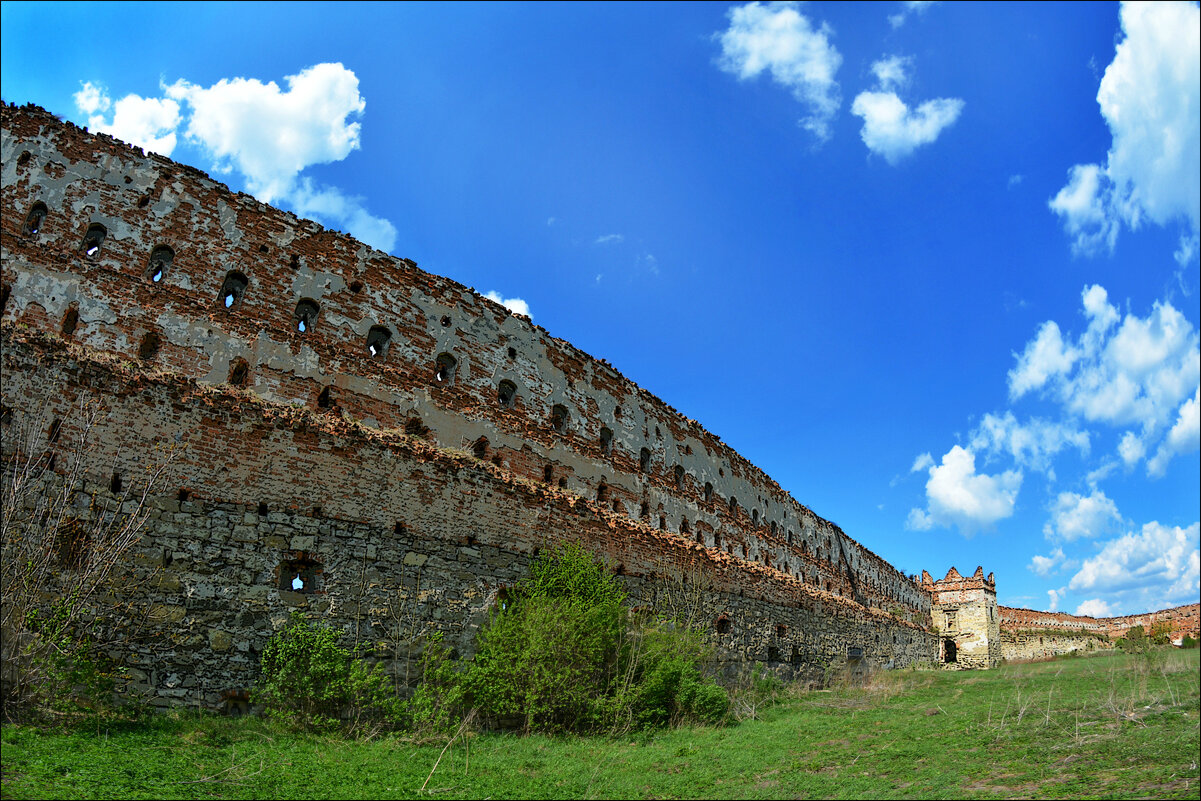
594,233,624,245
1008,174,1024,188
715,1,843,142
850,55,963,164
888,1,935,29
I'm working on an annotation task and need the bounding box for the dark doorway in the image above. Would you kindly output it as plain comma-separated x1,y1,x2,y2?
943,638,957,664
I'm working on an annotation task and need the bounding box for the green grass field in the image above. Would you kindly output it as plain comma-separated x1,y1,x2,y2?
2,649,1197,800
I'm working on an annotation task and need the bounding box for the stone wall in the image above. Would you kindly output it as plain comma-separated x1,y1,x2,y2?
999,631,1113,663
1,302,935,709
0,102,927,619
999,604,1200,644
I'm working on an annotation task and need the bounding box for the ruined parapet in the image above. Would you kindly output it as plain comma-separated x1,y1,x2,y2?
924,566,1000,669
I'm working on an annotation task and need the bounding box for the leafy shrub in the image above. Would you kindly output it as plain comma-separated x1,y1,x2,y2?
407,632,468,736
255,614,402,732
465,543,727,734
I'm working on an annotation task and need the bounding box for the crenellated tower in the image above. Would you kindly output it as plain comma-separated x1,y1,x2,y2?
921,566,1000,669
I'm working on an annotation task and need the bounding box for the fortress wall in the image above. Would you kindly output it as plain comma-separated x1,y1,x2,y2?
1,103,927,617
1000,632,1113,662
0,332,935,708
999,605,1200,641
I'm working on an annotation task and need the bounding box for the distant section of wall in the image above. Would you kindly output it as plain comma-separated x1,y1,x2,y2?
999,631,1112,663
1000,605,1200,643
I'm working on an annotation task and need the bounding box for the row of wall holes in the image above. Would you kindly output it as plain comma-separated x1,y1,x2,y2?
32,208,809,550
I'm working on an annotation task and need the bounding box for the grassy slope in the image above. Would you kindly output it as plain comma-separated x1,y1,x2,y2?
2,650,1198,800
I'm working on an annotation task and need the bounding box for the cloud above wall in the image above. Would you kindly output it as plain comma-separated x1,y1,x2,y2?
1048,1,1201,264
716,1,843,142
906,445,1022,534
1068,521,1200,612
850,55,963,164
484,291,532,319
73,64,397,254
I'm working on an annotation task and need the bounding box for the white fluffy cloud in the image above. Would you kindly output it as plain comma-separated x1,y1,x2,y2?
1074,598,1114,617
1048,1,1201,263
906,445,1022,534
1043,489,1122,542
75,82,180,156
850,56,963,164
1147,387,1201,477
165,64,365,203
1068,521,1200,612
1028,547,1068,577
716,2,843,141
889,1,935,29
484,291,532,319
74,65,396,253
969,412,1089,476
1008,284,1200,477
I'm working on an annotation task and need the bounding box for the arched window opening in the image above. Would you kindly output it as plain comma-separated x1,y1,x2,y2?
218,271,248,310
294,299,319,333
597,481,608,502
714,530,722,547
612,498,622,513
492,454,503,468
752,509,760,526
776,624,788,638
366,326,391,358
279,552,322,594
48,419,63,443
435,353,457,385
146,245,173,283
551,404,569,433
497,380,517,408
639,447,651,472
639,501,649,519
681,519,690,535
715,616,731,635
317,386,331,409
24,202,48,236
110,472,123,494
82,223,106,258
600,427,613,455
770,521,777,537
543,465,554,483
139,332,161,360
729,496,738,515
704,482,713,503
506,346,517,360
405,417,425,437
61,306,79,337
228,357,249,387
472,438,489,459
787,529,794,545
673,465,685,489
557,477,568,489
696,529,704,546
658,515,666,530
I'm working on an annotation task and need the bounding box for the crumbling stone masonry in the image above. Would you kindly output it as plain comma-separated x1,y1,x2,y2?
1,103,937,708
923,567,1001,669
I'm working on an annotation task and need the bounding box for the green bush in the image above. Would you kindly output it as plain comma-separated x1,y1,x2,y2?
465,543,728,734
255,614,402,732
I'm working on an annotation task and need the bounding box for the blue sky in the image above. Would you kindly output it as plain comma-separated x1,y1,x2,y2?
3,1,1198,617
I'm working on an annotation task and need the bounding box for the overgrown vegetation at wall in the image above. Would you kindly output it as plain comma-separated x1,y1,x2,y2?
256,544,727,735
0,399,173,722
